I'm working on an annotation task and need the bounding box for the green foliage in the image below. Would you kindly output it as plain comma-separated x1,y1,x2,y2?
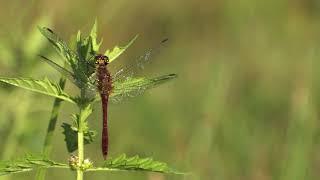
62,123,96,153
73,103,93,128
62,104,96,152
39,24,99,91
0,77,75,104
38,27,76,64
77,20,102,63
89,154,182,174
75,26,98,87
39,26,87,90
0,155,68,176
89,19,103,52
0,154,182,176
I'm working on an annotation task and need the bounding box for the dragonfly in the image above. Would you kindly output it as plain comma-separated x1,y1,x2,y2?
40,38,177,159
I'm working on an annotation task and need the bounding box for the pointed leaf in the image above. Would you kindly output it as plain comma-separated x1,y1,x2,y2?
90,19,102,52
0,156,68,176
111,154,127,165
76,30,92,62
0,77,75,104
38,27,76,65
62,121,96,153
105,35,138,62
87,154,183,174
75,29,96,83
61,123,78,153
79,104,93,124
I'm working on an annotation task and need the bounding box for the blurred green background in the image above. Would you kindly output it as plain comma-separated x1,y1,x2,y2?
1,0,320,179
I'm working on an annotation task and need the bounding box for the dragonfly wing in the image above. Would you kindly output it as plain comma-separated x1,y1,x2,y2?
39,55,76,83
39,27,77,64
110,38,168,82
109,73,177,103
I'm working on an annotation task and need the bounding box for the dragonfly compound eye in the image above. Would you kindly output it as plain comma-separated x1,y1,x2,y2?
103,55,109,64
95,54,109,65
102,55,109,65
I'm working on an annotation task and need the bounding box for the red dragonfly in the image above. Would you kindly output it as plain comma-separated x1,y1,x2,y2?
40,38,176,159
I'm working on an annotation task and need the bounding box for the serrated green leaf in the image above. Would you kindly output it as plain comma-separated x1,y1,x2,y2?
79,104,93,122
38,27,76,65
138,158,153,168
71,114,79,128
76,20,101,61
39,26,94,91
0,156,68,176
109,154,127,165
90,19,102,52
87,154,183,174
75,27,97,85
76,30,92,62
125,156,139,166
105,35,138,62
0,77,75,104
61,123,77,152
62,123,96,153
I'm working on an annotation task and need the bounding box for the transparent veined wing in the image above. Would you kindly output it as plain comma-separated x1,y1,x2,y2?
109,38,168,82
39,55,75,82
39,55,97,94
38,27,77,64
109,73,177,103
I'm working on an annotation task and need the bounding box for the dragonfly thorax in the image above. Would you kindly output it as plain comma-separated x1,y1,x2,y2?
95,54,112,96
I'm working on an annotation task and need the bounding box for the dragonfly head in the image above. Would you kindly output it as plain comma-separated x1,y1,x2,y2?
95,54,109,66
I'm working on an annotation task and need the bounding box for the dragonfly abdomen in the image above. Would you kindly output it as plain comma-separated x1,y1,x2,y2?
100,93,109,159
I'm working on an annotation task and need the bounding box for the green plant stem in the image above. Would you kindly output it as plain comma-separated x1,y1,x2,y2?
43,77,66,156
77,131,84,180
77,104,87,180
36,77,66,180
